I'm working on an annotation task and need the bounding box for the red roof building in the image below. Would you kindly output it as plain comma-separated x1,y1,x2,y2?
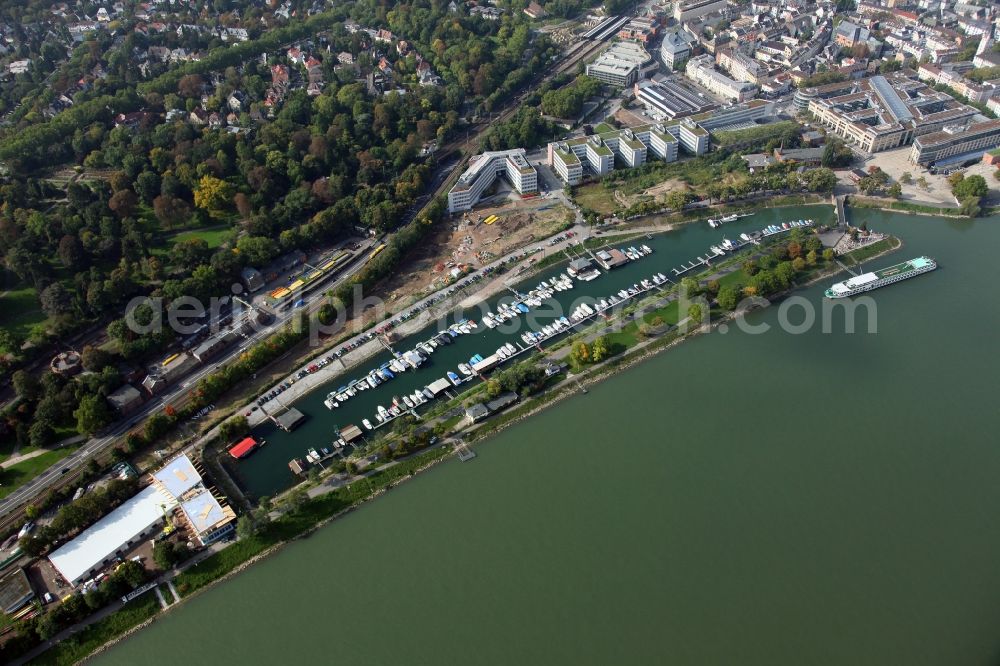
228,437,259,459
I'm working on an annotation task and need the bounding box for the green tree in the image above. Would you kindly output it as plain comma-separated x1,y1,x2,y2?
665,190,689,211
153,540,188,569
74,394,113,435
680,277,701,298
887,183,902,199
687,303,704,325
958,196,982,218
591,336,610,362
287,488,309,512
219,415,249,442
716,284,740,310
569,341,591,365
12,370,39,401
900,172,913,184
953,174,987,200
236,514,262,540
193,175,233,216
81,345,113,372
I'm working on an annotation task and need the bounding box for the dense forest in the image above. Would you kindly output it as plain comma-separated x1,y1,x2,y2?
0,0,556,449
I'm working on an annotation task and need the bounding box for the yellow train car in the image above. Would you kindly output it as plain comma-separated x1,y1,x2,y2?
367,243,387,262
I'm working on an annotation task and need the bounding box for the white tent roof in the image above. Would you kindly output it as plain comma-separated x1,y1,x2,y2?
48,485,178,585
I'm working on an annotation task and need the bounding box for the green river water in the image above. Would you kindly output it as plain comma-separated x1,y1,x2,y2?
94,208,1000,665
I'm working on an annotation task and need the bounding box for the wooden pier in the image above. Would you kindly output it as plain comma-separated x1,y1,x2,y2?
455,442,477,461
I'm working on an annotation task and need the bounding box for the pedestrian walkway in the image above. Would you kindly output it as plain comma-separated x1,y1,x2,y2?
167,580,181,603
153,586,168,610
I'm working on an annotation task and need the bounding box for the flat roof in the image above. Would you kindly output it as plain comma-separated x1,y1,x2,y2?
340,424,363,442
0,568,33,614
49,485,177,585
180,491,234,536
152,454,202,499
273,408,306,431
427,378,452,395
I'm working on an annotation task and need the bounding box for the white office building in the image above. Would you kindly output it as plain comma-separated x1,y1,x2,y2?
547,122,690,185
447,149,538,213
686,54,759,102
660,29,693,69
586,42,651,87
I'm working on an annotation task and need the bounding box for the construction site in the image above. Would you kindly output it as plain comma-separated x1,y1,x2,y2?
378,194,573,310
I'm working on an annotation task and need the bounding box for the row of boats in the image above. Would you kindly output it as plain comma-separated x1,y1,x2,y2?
707,213,740,228
480,245,653,329
761,218,813,236
521,273,670,345
323,320,479,411
328,243,659,431
709,219,815,256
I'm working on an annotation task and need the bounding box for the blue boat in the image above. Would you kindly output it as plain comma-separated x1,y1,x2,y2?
516,303,530,313
379,368,394,380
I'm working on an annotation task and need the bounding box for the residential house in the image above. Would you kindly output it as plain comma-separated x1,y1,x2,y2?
524,1,548,19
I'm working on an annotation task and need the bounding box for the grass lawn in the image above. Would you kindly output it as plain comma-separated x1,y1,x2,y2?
715,269,749,288
0,448,77,499
150,225,233,258
843,237,900,265
168,226,233,249
641,300,680,326
0,284,49,340
572,183,617,215
604,322,640,350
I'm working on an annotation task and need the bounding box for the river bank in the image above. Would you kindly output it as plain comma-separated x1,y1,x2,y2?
19,205,859,664
87,209,1000,666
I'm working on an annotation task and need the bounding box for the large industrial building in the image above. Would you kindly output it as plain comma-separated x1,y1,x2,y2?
634,79,717,120
547,120,709,185
447,149,538,213
804,74,982,155
48,454,235,587
48,485,179,587
686,55,759,102
909,119,1000,165
585,41,651,87
688,99,776,132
